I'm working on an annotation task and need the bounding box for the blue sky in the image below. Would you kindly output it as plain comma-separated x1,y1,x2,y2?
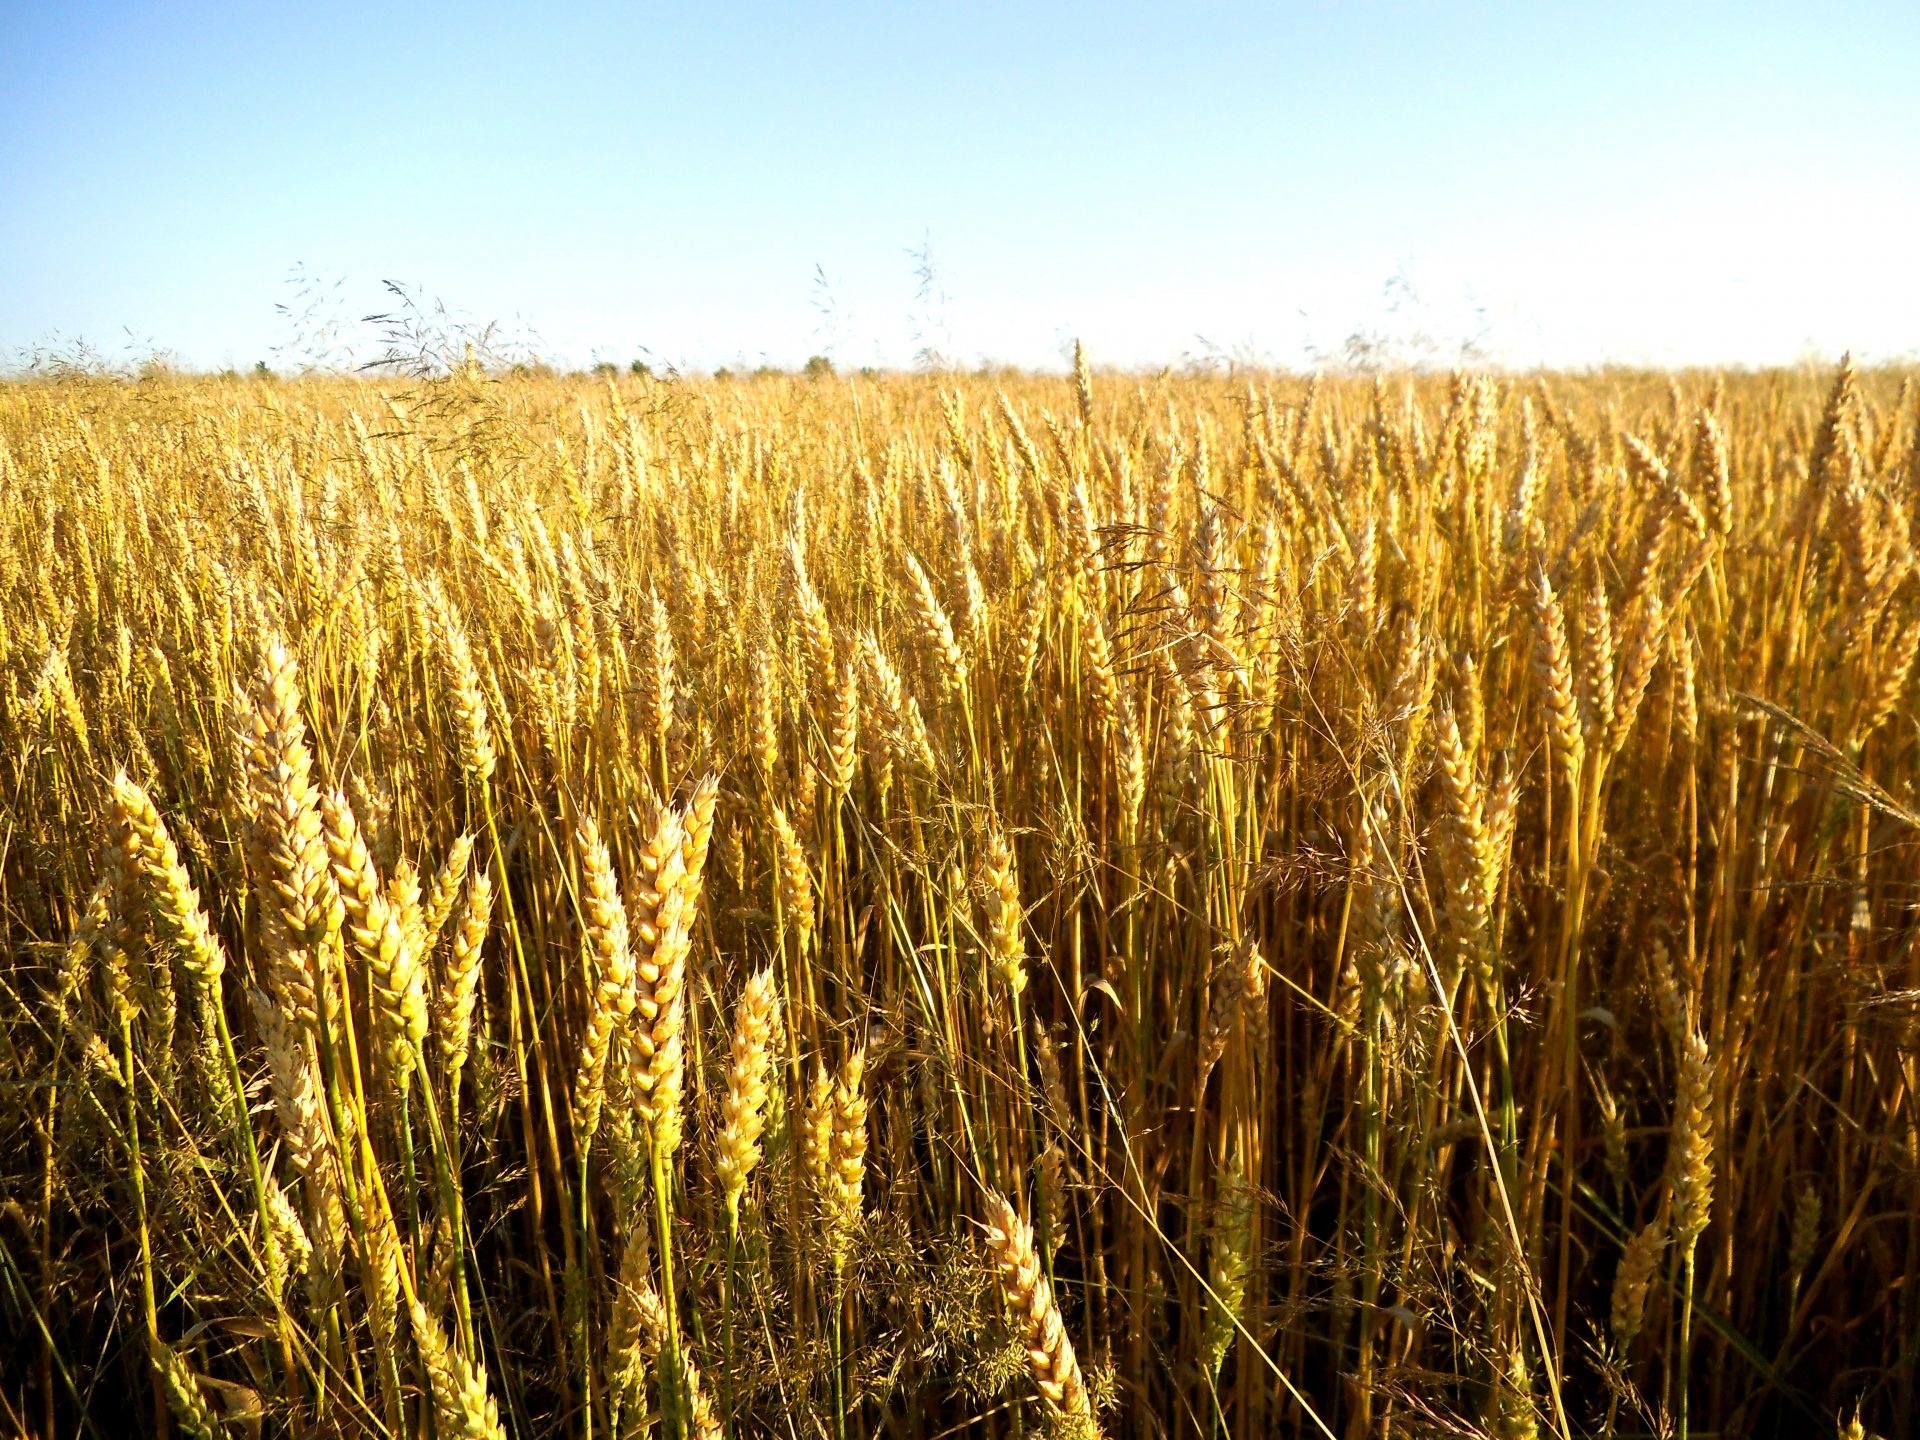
3,2,1917,372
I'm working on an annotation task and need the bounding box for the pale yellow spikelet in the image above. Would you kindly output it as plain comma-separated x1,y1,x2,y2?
981,826,1026,999
801,1060,836,1215
983,1191,1095,1428
1611,1216,1668,1350
826,652,861,792
240,637,342,953
108,770,227,988
828,1045,869,1272
420,832,475,954
770,803,815,954
321,790,427,1086
1671,1028,1716,1250
903,549,968,695
438,869,491,1089
570,812,634,1152
410,1297,508,1440
629,803,696,1155
1528,563,1585,790
151,1338,218,1440
679,772,720,893
714,965,781,1224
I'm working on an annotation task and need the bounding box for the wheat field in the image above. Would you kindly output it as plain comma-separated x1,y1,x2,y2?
1,354,1915,1439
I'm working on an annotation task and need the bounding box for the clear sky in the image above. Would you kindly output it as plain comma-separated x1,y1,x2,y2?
3,2,1917,373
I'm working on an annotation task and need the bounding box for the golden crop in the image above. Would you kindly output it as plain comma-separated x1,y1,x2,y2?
1,355,1915,1439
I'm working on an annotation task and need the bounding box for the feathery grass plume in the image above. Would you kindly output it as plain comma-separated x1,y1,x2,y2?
410,1298,509,1440
628,802,696,1156
437,869,491,1092
983,1191,1096,1430
1528,561,1585,790
570,812,634,1152
981,826,1026,999
1610,1217,1668,1351
322,790,428,1086
714,965,781,1224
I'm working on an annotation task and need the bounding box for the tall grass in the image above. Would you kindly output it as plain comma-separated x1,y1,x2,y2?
0,357,1916,1439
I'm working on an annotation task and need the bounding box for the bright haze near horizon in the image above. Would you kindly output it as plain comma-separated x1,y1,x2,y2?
2,1,1917,375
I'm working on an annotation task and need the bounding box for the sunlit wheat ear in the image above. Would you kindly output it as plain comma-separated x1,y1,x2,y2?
1692,408,1733,537
437,869,491,1094
640,583,677,760
787,537,836,684
1577,573,1616,750
1201,1150,1252,1381
1610,590,1665,755
151,1337,219,1440
1528,561,1585,790
981,826,1025,999
1670,1029,1715,1250
679,772,720,891
109,769,226,988
801,1060,836,1225
827,1045,869,1275
240,636,342,955
420,832,474,954
826,653,861,792
409,1297,508,1440
903,549,968,695
983,1191,1097,1431
628,802,696,1157
770,802,815,953
714,965,781,1225
570,812,633,1153
606,1224,667,1408
416,578,497,785
321,790,427,1089
1610,1213,1668,1356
